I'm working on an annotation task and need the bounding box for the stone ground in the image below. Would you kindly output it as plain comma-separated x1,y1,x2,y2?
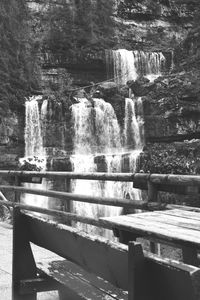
0,222,59,300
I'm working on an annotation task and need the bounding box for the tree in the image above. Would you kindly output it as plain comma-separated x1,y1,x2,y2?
0,0,40,114
45,0,115,59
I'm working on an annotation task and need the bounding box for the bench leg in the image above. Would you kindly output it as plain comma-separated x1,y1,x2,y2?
118,230,138,244
12,208,37,300
182,245,198,266
128,242,148,300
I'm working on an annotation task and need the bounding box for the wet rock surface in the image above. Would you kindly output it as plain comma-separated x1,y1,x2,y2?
139,70,200,138
2,0,200,177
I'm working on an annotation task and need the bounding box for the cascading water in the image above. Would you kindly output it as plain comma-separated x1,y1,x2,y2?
41,98,48,145
122,98,144,201
71,96,144,236
25,96,45,157
107,49,166,85
21,96,50,209
71,98,123,236
124,97,142,150
71,48,166,236
133,51,165,82
112,49,138,85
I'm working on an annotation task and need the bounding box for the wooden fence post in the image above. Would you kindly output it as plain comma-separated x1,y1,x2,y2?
12,207,37,300
14,176,20,203
147,180,161,255
147,180,158,203
64,178,72,212
62,178,72,225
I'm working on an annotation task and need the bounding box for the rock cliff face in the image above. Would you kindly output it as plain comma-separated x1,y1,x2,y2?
2,0,200,176
0,111,24,169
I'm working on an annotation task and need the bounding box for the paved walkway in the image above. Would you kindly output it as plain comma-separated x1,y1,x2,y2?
0,222,59,300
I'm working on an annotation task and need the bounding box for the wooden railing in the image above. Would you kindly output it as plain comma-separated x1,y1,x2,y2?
0,171,200,227
7,170,200,300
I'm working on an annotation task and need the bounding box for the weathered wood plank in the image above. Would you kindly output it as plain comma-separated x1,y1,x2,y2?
20,278,60,295
101,215,200,248
25,214,129,290
36,245,200,300
37,259,128,300
161,209,200,221
15,212,200,300
129,212,200,231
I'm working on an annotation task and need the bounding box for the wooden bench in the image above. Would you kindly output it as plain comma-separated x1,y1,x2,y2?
12,207,200,300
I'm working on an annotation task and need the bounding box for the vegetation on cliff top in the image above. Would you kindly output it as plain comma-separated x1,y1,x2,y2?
45,0,115,60
0,0,40,114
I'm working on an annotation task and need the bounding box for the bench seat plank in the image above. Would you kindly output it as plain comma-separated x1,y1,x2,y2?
37,259,128,300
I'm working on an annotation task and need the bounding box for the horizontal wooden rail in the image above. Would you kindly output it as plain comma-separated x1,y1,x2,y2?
0,171,135,182
0,200,113,229
1,171,200,187
0,200,169,227
0,185,148,209
134,174,200,187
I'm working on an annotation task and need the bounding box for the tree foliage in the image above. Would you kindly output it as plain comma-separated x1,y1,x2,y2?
45,0,115,59
0,0,40,114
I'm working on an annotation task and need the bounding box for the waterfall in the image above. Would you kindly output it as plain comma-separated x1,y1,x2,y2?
94,98,121,153
71,49,164,236
21,96,50,209
25,96,45,157
71,95,144,236
133,51,165,82
124,98,142,150
122,97,144,202
41,99,48,144
112,49,138,85
71,98,123,236
107,49,166,85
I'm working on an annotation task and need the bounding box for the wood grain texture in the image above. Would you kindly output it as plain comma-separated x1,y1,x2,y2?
16,212,200,300
130,211,200,231
37,259,128,300
161,209,200,221
101,213,200,247
25,214,129,290
20,278,60,295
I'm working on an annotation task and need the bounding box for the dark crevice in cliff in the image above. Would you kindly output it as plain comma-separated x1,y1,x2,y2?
147,132,200,143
